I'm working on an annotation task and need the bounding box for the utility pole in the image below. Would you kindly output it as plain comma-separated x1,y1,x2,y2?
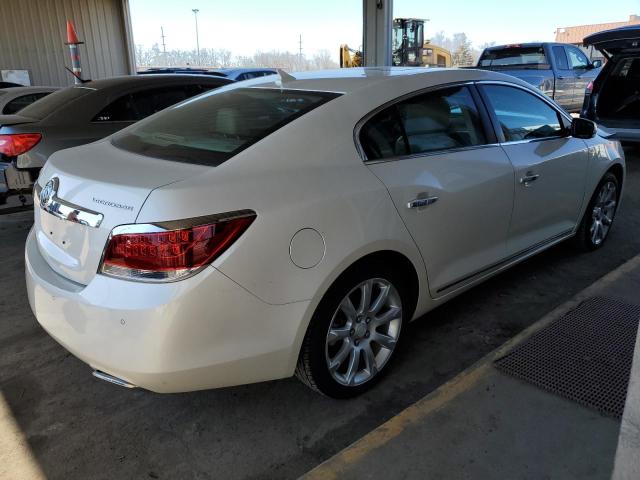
160,26,167,66
298,34,303,65
192,8,200,65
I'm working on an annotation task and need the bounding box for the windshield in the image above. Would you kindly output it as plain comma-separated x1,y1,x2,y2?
479,47,550,69
18,86,93,120
111,88,340,166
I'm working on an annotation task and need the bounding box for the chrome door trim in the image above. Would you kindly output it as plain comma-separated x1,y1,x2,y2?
434,228,574,295
34,179,104,228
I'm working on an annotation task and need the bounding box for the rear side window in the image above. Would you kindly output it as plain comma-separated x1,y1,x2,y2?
112,88,339,165
478,47,549,69
17,87,92,120
2,92,50,115
93,86,191,122
552,46,569,70
481,85,564,141
360,86,487,160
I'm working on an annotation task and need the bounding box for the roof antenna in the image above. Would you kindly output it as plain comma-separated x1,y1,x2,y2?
64,66,91,83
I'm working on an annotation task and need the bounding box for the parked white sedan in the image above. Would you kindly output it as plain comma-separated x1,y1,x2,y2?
26,68,625,398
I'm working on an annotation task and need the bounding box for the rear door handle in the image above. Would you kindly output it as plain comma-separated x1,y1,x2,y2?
407,196,438,209
520,172,540,187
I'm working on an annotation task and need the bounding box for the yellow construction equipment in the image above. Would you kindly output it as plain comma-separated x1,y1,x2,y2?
339,44,363,68
340,18,451,68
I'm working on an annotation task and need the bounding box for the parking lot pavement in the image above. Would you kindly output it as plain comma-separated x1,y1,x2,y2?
303,253,640,480
1,147,639,479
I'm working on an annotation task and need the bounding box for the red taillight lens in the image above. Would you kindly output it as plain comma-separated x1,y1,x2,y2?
585,81,594,94
0,133,42,157
100,212,256,281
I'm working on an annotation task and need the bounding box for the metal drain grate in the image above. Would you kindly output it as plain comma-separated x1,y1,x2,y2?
495,296,640,418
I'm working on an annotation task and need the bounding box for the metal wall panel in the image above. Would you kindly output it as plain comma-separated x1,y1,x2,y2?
0,0,133,86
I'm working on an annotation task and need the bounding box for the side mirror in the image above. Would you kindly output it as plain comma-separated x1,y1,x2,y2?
571,117,597,139
591,59,602,69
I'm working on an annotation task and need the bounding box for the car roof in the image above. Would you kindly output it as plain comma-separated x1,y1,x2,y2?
483,42,567,51
214,68,277,74
239,67,527,94
77,74,232,91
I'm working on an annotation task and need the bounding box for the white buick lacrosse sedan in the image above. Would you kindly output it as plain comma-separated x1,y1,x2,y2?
26,68,625,398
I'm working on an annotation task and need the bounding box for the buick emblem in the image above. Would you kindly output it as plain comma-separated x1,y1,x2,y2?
39,178,58,207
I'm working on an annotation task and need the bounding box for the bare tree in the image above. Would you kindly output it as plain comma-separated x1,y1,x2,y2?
135,45,339,71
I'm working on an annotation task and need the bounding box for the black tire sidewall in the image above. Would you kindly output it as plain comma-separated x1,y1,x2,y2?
304,260,411,398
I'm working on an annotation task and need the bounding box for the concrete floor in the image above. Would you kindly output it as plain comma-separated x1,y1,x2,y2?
1,147,639,479
305,251,640,480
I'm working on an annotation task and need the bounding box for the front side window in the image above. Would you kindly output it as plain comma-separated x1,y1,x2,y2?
567,47,589,70
112,88,339,166
360,86,487,160
482,85,564,142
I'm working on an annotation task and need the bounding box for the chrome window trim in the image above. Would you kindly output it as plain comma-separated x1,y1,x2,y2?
34,179,104,228
353,81,492,163
475,80,574,146
362,142,503,165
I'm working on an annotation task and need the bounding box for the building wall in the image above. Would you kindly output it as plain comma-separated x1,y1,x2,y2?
0,0,134,87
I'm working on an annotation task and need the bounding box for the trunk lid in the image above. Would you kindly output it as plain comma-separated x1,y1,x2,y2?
34,139,210,285
0,114,36,129
584,25,640,57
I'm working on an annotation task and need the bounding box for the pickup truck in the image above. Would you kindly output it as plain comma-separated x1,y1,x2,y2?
476,43,602,112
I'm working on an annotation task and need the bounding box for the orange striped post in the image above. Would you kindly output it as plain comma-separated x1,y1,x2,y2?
65,20,84,84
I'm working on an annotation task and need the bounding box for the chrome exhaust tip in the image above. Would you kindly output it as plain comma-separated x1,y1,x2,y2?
92,370,137,389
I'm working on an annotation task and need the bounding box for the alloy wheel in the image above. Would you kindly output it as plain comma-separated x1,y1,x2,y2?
324,278,402,386
590,180,617,246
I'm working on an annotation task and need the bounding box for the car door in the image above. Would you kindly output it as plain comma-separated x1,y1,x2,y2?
363,85,515,296
478,83,589,256
565,46,593,110
551,45,573,108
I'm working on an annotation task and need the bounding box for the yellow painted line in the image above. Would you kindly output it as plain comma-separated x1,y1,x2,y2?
303,253,640,480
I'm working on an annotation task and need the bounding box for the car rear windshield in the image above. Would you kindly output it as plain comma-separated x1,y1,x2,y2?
17,86,93,120
479,47,550,69
111,88,340,166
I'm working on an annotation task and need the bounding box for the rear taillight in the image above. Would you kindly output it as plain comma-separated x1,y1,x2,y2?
585,81,594,94
100,211,256,282
0,133,42,157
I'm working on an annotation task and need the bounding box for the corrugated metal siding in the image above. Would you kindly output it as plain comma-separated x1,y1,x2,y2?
0,0,132,86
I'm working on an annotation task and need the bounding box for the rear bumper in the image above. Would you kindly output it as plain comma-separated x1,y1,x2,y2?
25,227,309,393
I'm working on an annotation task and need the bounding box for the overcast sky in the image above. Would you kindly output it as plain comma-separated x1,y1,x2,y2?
129,0,640,59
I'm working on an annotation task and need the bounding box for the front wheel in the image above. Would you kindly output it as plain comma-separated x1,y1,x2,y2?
573,172,620,251
296,263,408,398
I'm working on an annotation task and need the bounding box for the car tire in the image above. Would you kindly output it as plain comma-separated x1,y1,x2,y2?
295,260,410,398
573,172,620,251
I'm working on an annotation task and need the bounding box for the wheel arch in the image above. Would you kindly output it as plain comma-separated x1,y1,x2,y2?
287,245,428,376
